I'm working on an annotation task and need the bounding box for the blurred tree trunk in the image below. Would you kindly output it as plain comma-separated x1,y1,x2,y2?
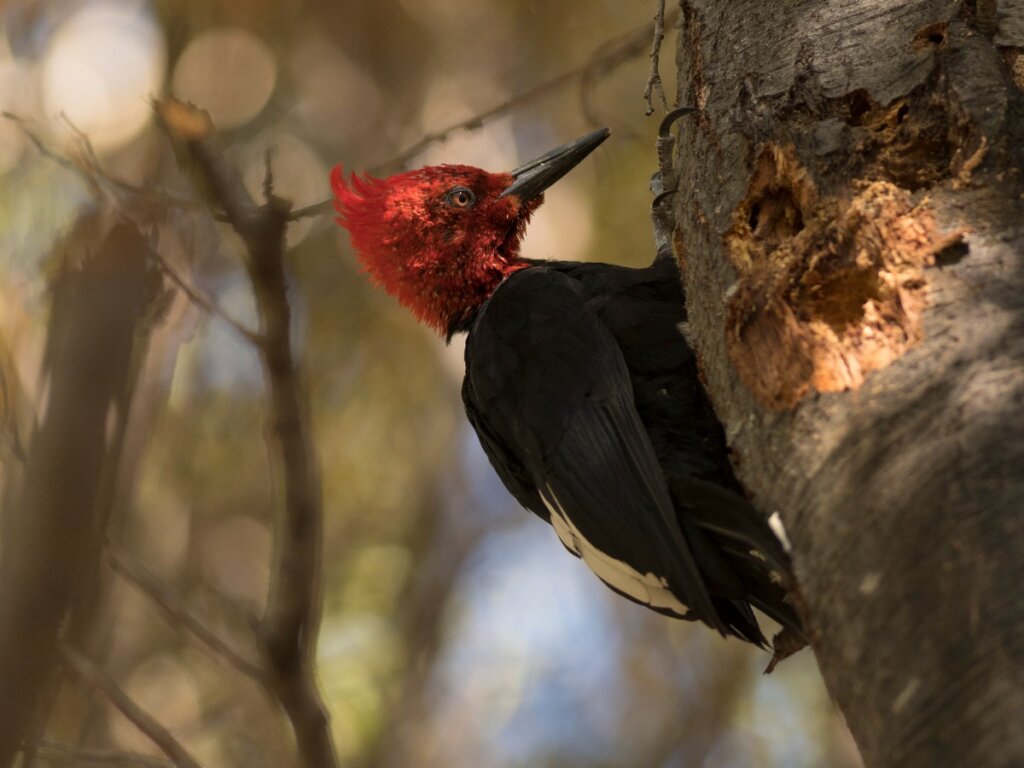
671,2,1024,767
0,211,164,766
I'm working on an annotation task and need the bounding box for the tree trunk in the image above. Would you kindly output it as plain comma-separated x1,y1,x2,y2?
671,2,1024,767
0,212,164,765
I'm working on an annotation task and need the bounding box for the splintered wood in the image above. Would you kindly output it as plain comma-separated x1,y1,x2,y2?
724,144,962,411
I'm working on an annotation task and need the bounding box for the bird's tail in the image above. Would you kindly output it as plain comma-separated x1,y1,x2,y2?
669,477,792,574
668,475,806,644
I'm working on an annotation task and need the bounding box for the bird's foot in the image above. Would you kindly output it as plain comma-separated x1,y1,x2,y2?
650,106,697,261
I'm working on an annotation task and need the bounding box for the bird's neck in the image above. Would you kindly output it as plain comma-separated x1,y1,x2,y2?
384,245,528,338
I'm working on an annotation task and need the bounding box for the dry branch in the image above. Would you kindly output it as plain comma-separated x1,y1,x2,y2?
150,251,263,347
59,646,203,768
2,111,203,213
155,98,338,768
106,544,265,682
37,740,173,768
643,0,669,115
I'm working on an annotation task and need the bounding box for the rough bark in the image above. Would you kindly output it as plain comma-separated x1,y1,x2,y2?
671,2,1024,767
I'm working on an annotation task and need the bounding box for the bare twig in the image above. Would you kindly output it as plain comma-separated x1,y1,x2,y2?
6,113,259,345
643,0,669,115
155,98,337,768
2,111,87,176
59,645,203,768
150,252,263,347
36,739,173,768
106,544,265,682
289,7,680,221
2,112,204,213
60,111,104,179
6,113,260,352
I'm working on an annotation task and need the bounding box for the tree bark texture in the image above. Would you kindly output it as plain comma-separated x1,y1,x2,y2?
672,2,1024,767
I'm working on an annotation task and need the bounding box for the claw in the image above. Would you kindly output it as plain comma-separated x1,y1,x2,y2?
650,105,698,262
654,105,698,188
651,187,677,211
658,105,698,138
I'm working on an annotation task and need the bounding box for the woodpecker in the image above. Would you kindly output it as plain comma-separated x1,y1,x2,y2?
332,128,804,651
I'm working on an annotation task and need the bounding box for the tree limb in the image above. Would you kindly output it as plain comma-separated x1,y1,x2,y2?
106,544,266,683
643,0,669,115
673,2,1024,764
59,646,203,768
155,98,338,768
37,739,174,767
149,251,263,347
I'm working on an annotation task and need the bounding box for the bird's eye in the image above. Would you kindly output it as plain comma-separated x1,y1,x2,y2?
445,186,476,208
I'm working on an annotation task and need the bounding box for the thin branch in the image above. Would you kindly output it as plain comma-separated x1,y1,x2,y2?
2,112,204,214
643,0,669,115
58,645,203,768
150,251,264,347
2,111,86,175
8,110,264,346
3,113,259,348
60,111,105,179
155,98,337,768
60,111,209,215
288,7,680,221
106,544,266,683
373,22,658,169
35,740,173,768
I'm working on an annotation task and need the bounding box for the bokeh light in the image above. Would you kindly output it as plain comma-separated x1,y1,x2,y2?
240,130,326,246
289,31,382,147
40,2,165,152
173,27,276,131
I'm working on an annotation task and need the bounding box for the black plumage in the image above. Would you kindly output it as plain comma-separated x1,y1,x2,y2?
333,126,804,651
461,255,803,646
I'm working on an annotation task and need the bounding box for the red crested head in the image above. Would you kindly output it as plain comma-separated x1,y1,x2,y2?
332,164,534,335
332,128,609,337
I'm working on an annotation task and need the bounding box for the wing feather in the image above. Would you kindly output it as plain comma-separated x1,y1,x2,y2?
465,268,725,632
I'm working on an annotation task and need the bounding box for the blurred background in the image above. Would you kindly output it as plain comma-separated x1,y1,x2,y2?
0,0,863,766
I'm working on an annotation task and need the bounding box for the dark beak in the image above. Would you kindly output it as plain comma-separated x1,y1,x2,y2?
499,127,610,201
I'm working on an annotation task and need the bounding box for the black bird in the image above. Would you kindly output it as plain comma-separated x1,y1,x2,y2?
332,128,804,651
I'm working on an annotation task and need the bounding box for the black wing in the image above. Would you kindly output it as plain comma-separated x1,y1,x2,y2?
463,267,727,633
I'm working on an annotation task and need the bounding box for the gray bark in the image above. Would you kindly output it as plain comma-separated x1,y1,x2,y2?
671,2,1024,767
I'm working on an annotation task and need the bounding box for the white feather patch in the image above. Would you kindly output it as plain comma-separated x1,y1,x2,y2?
768,511,792,554
540,486,689,615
